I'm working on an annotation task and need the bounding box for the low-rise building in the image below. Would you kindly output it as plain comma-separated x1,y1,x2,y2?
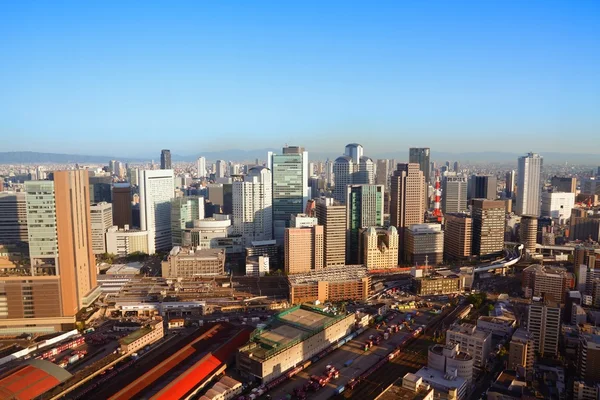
361,226,398,270
414,367,468,400
428,342,474,382
508,328,535,378
119,318,164,354
405,223,444,265
287,265,370,304
446,323,492,368
476,316,516,337
162,247,226,278
245,255,269,277
105,226,149,257
412,273,463,296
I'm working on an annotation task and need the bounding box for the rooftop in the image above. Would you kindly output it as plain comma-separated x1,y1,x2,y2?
448,323,490,340
169,247,225,259
287,264,368,285
414,367,466,390
478,316,516,326
120,326,152,345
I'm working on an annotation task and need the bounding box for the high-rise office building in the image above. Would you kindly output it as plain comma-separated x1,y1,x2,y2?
577,332,600,382
508,328,535,377
581,178,600,196
469,175,497,200
284,224,324,275
362,226,399,269
390,163,426,258
453,161,460,173
550,176,576,193
405,223,444,265
519,215,538,255
88,175,112,203
197,157,207,178
160,149,172,170
472,199,505,257
346,185,384,264
315,197,346,267
171,196,204,246
541,192,575,225
17,170,97,333
527,298,561,357
90,202,113,254
216,160,227,179
409,148,431,184
232,166,273,245
0,192,28,244
505,170,516,198
268,146,309,245
521,264,571,303
517,152,543,216
442,174,468,214
332,144,375,204
112,183,132,229
375,159,391,189
444,213,472,260
139,169,175,254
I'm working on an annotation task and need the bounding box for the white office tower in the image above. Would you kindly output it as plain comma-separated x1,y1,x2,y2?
216,160,227,178
527,298,561,357
139,169,175,254
268,146,310,245
516,152,543,216
197,157,206,178
442,173,468,214
541,192,575,224
233,166,273,245
333,143,375,204
325,159,335,187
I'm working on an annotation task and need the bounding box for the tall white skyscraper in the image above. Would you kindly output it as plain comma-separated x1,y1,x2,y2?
442,174,468,214
197,157,206,178
216,160,227,178
516,152,543,216
233,166,273,245
333,143,375,204
268,146,309,244
139,169,175,254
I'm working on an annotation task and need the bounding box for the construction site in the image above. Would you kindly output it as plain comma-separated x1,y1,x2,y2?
287,265,371,304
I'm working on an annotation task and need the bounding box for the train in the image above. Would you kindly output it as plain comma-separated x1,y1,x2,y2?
36,336,85,361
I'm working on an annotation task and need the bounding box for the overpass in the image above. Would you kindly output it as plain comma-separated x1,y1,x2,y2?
473,244,524,274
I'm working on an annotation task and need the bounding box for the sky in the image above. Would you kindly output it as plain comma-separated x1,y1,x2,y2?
1,1,599,158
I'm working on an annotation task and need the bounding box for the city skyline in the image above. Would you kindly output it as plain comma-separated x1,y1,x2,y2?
1,1,599,155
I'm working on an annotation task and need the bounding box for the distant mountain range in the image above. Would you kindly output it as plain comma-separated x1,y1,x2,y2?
0,150,598,165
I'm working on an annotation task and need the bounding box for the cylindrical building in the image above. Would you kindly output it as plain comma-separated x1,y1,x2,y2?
520,215,538,254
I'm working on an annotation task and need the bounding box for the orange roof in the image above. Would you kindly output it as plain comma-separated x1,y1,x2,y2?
0,364,62,400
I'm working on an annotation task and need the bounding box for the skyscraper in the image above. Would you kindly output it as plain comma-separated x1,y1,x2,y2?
442,174,468,214
527,298,561,357
284,223,324,274
505,170,516,198
508,328,535,377
519,215,538,255
409,148,431,184
444,213,472,260
160,149,172,170
232,166,273,245
332,144,375,204
0,192,28,244
315,197,346,267
197,157,207,178
516,152,543,216
472,199,505,257
268,146,309,244
469,175,497,200
90,202,113,254
375,159,391,188
112,182,132,228
171,196,204,246
346,185,384,264
390,163,426,258
216,160,227,178
88,175,112,203
550,176,576,193
139,169,175,254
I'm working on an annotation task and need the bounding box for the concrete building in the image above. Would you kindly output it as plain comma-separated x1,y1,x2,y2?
508,328,535,377
119,318,164,354
570,212,600,242
444,213,472,260
472,199,505,257
362,226,399,270
442,174,468,214
476,316,516,337
469,175,497,200
268,146,309,245
405,223,444,265
171,196,204,246
527,298,561,357
390,163,426,258
160,149,171,170
105,226,149,256
332,144,375,204
413,274,463,296
522,264,573,303
409,148,431,185
181,215,235,249
139,169,174,254
215,160,227,178
11,171,98,335
197,156,207,179
112,183,132,229
287,265,370,304
237,304,355,382
315,197,346,267
245,255,269,277
0,192,28,244
161,247,226,278
581,178,600,196
232,166,273,246
446,323,491,369
346,184,384,264
90,202,113,254
505,170,516,198
375,159,391,189
284,224,323,274
541,191,575,224
519,215,538,255
550,176,577,193
578,332,600,382
427,342,474,383
89,175,112,203
516,152,543,216
414,367,468,400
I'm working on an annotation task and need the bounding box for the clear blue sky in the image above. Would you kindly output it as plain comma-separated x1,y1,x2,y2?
1,1,599,157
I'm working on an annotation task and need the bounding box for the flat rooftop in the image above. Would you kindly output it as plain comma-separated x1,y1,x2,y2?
279,307,333,330
415,367,466,390
287,264,368,285
120,326,152,345
478,316,516,326
259,325,305,348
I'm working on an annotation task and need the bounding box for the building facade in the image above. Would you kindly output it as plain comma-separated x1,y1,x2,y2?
508,328,535,377
446,323,492,368
105,226,149,256
0,192,28,244
284,225,324,274
112,183,132,229
171,196,203,247
442,174,468,214
444,213,472,260
362,226,399,270
232,166,273,246
472,199,505,257
516,152,543,216
541,192,575,224
161,247,226,277
139,169,175,254
287,265,370,304
90,202,113,254
527,298,561,357
405,223,444,265
332,144,375,204
315,197,346,267
346,184,384,264
160,149,171,170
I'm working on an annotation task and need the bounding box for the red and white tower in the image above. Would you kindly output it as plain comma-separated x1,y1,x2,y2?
432,169,443,222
